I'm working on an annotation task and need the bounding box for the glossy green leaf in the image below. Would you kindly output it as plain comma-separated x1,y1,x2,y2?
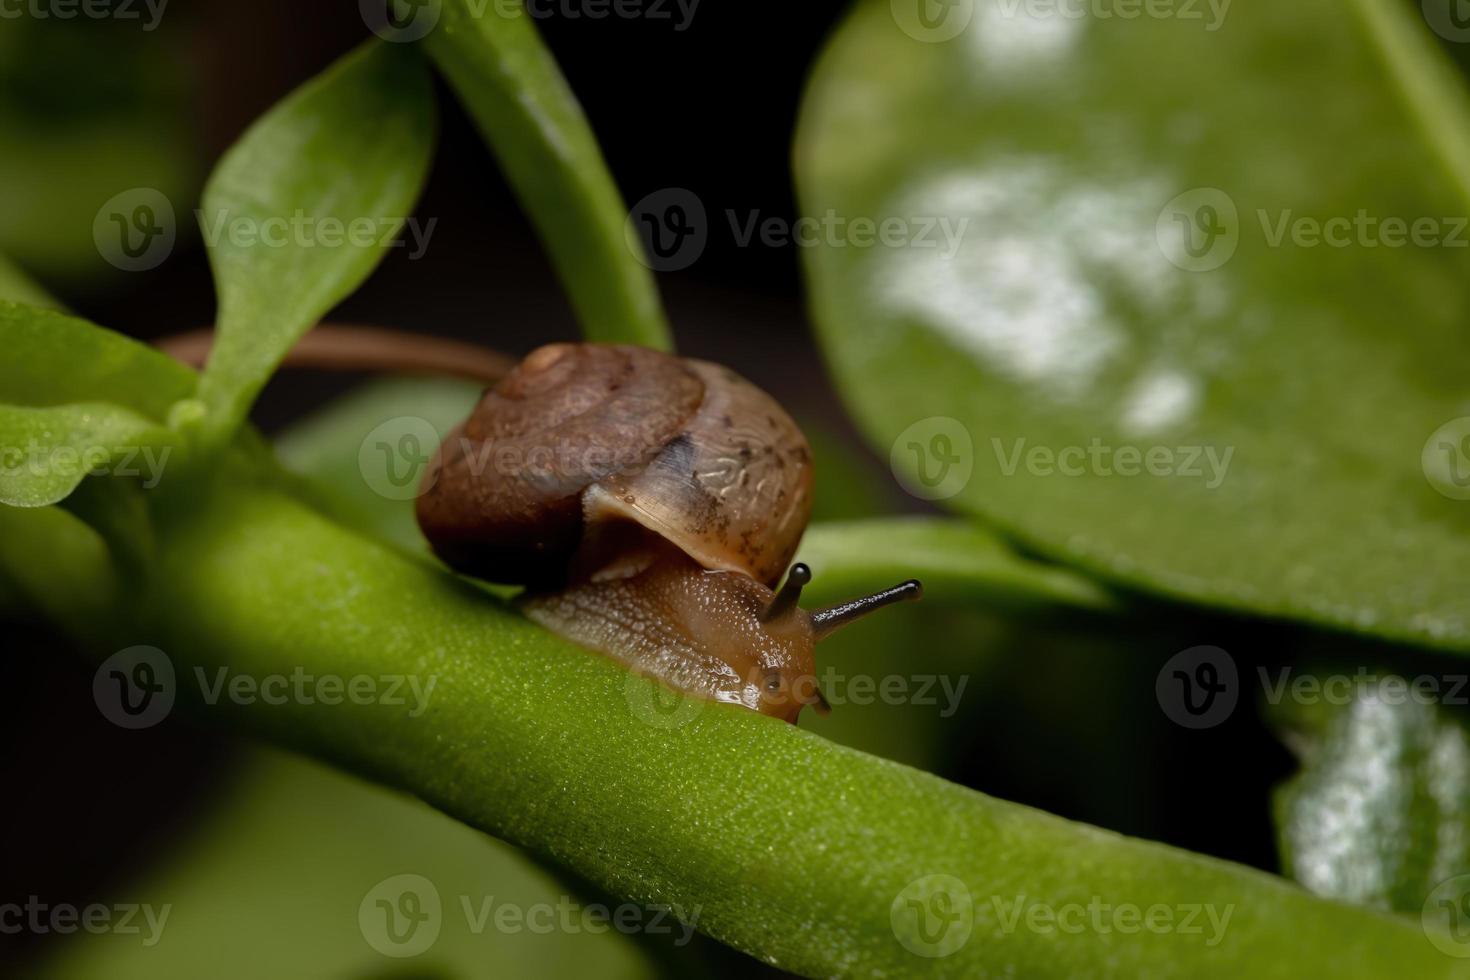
422,0,672,349
1273,668,1470,913
797,516,1116,612
0,479,1449,978
0,300,194,415
796,0,1470,652
195,41,435,445
40,747,656,980
0,402,174,507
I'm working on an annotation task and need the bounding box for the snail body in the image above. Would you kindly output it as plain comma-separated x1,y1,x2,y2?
416,342,920,722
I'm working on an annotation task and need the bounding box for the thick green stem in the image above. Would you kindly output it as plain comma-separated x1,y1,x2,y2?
38,478,1441,977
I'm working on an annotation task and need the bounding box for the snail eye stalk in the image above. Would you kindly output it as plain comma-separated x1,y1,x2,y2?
762,562,812,623
809,580,924,641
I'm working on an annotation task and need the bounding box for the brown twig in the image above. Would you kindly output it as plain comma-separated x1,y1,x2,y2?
158,323,517,385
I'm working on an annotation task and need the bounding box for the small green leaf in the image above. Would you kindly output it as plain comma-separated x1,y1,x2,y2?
1273,668,1470,913
796,516,1116,612
0,300,194,415
38,748,658,980
423,1,672,349
0,402,175,507
195,40,435,445
273,376,483,552
0,253,58,309
797,0,1470,652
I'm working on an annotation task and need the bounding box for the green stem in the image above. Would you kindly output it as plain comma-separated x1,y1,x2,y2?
7,477,1438,977
422,1,673,350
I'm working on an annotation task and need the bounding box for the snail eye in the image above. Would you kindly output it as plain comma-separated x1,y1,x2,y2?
763,671,783,693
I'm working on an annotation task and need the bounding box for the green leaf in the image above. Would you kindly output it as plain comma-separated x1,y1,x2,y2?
1273,668,1470,913
796,516,1116,612
273,376,483,553
0,402,175,507
422,0,672,349
0,502,120,633
0,300,194,415
796,0,1470,652
0,478,1441,978
0,253,59,309
195,40,435,445
39,747,657,980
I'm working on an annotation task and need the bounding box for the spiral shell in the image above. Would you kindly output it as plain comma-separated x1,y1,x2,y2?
415,343,812,589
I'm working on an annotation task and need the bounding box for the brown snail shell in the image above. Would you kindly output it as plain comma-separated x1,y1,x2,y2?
415,342,812,589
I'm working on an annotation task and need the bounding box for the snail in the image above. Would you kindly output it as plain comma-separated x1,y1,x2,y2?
162,327,921,722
